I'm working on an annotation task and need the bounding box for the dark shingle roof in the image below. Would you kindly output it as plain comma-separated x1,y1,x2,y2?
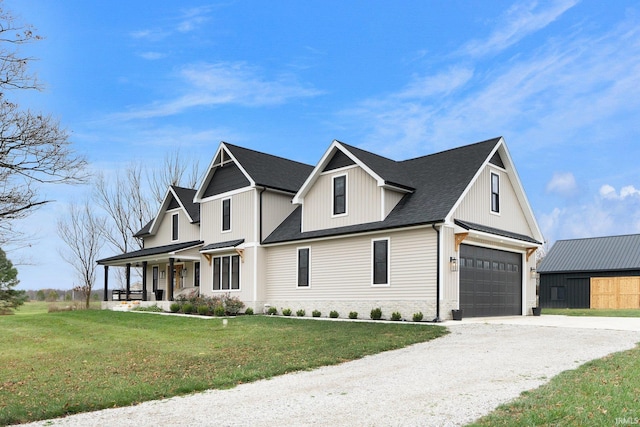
98,240,203,264
201,239,245,252
264,138,501,243
337,141,414,190
171,186,200,222
455,219,541,245
538,234,640,273
225,143,314,193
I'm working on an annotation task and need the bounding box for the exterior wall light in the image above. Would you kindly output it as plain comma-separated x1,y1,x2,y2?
160,271,166,279
530,267,537,278
450,257,458,272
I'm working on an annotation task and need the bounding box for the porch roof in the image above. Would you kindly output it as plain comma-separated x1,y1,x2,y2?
97,240,204,266
454,219,542,245
200,239,245,252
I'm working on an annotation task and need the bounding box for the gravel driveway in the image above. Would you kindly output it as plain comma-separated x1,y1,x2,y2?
19,317,640,427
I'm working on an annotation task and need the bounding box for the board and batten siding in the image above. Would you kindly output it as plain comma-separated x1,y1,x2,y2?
302,166,381,232
144,209,200,248
265,227,437,302
199,189,256,244
383,189,405,218
453,165,533,236
261,191,297,240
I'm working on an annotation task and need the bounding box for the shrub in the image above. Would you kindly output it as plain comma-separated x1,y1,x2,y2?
349,311,358,319
296,309,306,317
213,305,226,317
267,306,278,315
223,294,245,315
391,311,402,321
329,310,339,318
197,305,209,316
282,308,292,316
312,309,321,317
244,307,254,315
170,303,180,313
370,307,382,320
412,311,424,322
133,305,163,312
182,303,194,314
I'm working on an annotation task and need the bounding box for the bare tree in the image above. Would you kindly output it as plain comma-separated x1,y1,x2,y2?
148,150,201,205
57,202,106,309
0,6,87,245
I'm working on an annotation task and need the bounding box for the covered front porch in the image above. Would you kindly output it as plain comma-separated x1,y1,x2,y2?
97,241,204,306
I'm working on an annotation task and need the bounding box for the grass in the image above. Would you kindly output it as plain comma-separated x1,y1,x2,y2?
469,344,640,426
0,309,447,425
542,308,640,317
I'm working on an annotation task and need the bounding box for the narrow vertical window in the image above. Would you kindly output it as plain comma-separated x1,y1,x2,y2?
152,266,159,292
221,256,230,289
213,258,221,290
373,239,389,285
297,248,310,287
222,198,231,231
333,175,346,215
231,255,240,290
491,172,500,213
171,213,179,240
194,262,200,287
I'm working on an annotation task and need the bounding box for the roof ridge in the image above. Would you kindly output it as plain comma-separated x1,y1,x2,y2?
400,137,502,164
223,142,314,168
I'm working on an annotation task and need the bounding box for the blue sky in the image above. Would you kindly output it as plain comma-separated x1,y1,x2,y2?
5,0,640,291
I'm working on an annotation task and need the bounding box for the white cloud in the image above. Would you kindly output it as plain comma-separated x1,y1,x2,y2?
460,0,579,57
114,62,323,120
546,172,577,196
177,6,213,33
599,184,640,200
138,51,167,60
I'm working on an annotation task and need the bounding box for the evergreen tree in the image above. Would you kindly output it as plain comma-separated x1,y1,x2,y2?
0,248,27,314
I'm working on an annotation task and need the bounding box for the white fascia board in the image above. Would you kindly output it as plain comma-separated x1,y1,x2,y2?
148,186,174,235
193,142,256,202
293,140,386,204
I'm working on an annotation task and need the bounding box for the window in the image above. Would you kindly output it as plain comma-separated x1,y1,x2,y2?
551,286,566,301
171,213,179,241
194,262,200,287
491,172,500,213
333,175,346,215
152,266,159,292
222,198,231,231
372,239,389,285
297,248,310,287
212,255,240,290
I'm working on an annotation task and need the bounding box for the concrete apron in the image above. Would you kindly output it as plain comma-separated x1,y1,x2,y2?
445,314,640,332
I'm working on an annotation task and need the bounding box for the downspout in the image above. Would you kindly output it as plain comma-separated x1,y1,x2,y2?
432,224,441,322
259,187,266,244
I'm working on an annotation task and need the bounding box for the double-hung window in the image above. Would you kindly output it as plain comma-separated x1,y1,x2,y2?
171,213,179,241
372,238,389,285
490,172,500,213
212,255,240,290
222,198,231,231
333,175,346,215
297,248,310,287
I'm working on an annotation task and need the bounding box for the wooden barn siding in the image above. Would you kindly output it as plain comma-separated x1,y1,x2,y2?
539,270,640,309
591,276,640,309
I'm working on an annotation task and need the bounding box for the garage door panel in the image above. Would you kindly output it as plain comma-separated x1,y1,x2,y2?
460,245,522,317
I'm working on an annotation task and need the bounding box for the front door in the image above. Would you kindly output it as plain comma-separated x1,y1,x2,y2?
173,265,184,291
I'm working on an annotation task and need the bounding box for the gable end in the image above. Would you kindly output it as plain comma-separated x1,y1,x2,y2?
489,151,505,168
323,150,356,172
202,162,251,198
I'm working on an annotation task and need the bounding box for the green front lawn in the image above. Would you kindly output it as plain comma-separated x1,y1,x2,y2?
469,344,640,426
0,310,447,425
543,308,640,317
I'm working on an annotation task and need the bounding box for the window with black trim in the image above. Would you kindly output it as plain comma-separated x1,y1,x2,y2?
194,262,200,287
551,286,566,301
152,266,159,292
373,239,389,285
171,213,179,240
212,255,240,290
297,248,310,287
491,172,500,213
222,198,231,231
333,175,346,215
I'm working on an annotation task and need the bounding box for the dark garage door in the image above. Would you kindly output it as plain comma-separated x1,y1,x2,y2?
460,245,522,317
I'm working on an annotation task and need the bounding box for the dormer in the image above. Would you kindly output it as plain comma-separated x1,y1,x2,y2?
293,140,413,233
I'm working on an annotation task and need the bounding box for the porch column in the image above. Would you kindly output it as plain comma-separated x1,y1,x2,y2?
103,265,109,302
126,263,131,300
168,257,175,301
142,261,148,301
